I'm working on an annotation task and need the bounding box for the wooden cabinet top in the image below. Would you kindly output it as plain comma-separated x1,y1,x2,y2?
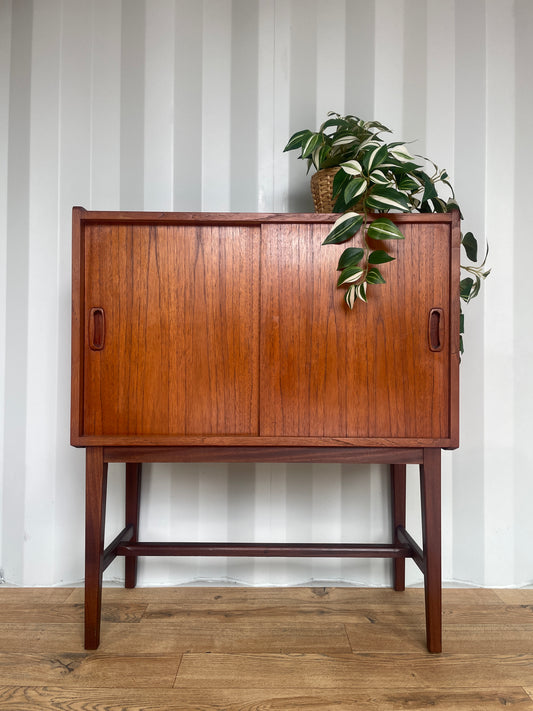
71,209,460,449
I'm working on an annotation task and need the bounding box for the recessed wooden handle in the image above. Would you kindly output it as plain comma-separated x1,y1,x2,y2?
428,308,444,352
89,307,105,351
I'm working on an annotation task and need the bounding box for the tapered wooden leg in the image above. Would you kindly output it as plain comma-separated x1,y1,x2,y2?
125,463,142,589
420,448,442,653
391,463,407,591
85,447,108,650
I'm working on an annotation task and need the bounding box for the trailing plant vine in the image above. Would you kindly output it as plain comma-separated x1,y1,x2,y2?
284,112,490,352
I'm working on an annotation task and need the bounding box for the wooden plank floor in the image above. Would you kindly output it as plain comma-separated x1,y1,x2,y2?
0,586,532,710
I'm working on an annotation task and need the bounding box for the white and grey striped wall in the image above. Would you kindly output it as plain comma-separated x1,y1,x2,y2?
1,0,531,588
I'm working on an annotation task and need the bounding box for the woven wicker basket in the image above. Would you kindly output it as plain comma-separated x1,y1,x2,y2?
310,167,340,213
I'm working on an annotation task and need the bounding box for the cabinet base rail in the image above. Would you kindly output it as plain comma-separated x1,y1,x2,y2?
85,447,442,654
111,540,414,560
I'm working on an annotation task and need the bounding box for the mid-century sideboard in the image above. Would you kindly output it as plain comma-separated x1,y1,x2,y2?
71,208,460,652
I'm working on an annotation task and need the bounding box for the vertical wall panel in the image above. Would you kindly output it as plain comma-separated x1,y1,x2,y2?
345,0,375,118
315,0,346,121
402,0,427,150
288,0,317,212
426,0,455,172
271,0,291,212
452,0,487,586
2,0,33,584
174,0,203,210
0,0,13,578
513,0,533,586
374,0,405,135
483,0,515,586
54,0,94,585
120,0,145,210
257,0,277,212
1,0,531,589
230,0,259,211
201,0,232,211
144,0,175,210
24,0,61,584
92,0,122,209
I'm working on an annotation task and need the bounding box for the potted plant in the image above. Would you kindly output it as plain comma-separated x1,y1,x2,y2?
284,112,489,351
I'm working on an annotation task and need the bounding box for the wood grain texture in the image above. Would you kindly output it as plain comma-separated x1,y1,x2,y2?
0,652,181,688
82,223,260,437
72,210,459,447
1,687,531,711
1,587,532,710
494,589,533,604
175,651,533,689
259,221,453,440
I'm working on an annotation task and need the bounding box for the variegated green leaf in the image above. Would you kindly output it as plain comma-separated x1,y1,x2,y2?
397,175,419,192
430,197,447,213
332,166,350,197
322,212,364,245
313,143,331,170
341,160,363,176
344,177,367,204
364,144,388,173
365,187,411,212
344,284,357,309
389,144,413,162
446,199,462,217
332,134,357,147
366,267,386,284
462,232,478,262
356,137,382,154
369,169,389,185
460,277,474,301
356,282,368,302
337,247,364,270
301,133,322,158
319,117,345,132
337,266,364,286
368,250,395,264
416,171,438,202
366,218,405,240
362,120,391,134
284,129,312,152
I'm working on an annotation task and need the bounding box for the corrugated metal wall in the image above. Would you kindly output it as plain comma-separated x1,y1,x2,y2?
1,0,532,588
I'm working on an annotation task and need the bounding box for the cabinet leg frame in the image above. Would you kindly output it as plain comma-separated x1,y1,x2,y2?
420,448,442,653
391,463,407,592
84,447,107,650
84,450,442,653
125,463,142,588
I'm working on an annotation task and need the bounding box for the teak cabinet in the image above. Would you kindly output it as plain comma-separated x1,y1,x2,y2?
71,208,461,652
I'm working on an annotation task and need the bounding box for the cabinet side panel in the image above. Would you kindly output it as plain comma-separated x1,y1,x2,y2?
82,223,260,436
70,207,85,443
260,221,451,439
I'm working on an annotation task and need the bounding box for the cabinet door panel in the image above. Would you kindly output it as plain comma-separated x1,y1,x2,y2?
259,221,451,439
83,224,259,436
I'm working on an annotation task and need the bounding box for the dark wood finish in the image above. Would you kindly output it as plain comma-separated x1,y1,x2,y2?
125,463,142,588
391,463,407,591
81,222,259,438
260,221,453,440
116,542,412,558
84,447,107,650
71,209,461,653
420,447,442,653
71,209,460,448
104,446,425,464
